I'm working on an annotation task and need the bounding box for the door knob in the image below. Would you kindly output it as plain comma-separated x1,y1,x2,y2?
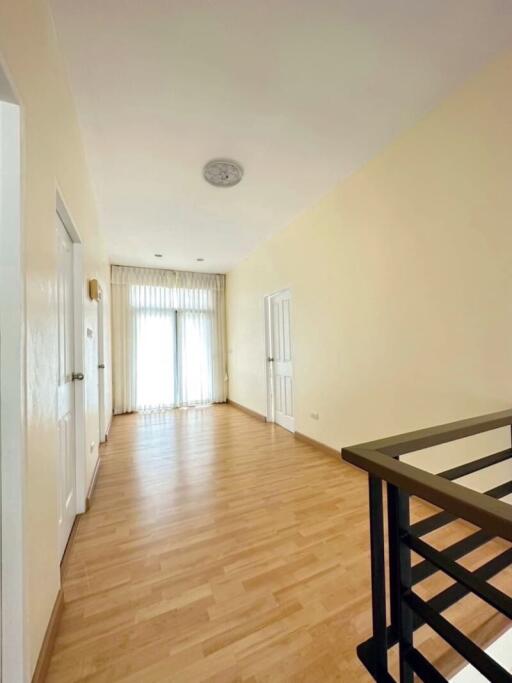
72,372,85,381
98,364,105,369
267,357,274,362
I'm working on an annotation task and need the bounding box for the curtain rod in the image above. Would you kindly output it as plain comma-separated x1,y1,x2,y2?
110,263,225,277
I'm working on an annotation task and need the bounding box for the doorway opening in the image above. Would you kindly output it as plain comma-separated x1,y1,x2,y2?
0,66,27,681
264,288,294,432
56,194,86,560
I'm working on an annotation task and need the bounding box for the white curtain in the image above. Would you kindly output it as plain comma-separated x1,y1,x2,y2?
112,265,226,413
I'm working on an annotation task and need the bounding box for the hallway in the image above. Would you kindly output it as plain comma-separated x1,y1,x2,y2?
46,406,510,682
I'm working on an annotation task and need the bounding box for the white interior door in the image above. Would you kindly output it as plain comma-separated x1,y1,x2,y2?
57,213,76,559
267,289,294,432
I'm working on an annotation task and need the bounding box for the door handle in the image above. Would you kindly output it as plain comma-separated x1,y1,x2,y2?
98,364,105,369
72,372,85,381
267,357,274,362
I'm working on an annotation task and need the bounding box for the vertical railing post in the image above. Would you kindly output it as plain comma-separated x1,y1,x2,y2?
387,483,400,639
368,475,388,678
396,489,414,683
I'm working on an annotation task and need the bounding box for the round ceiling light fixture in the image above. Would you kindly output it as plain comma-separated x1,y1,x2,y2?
203,159,243,187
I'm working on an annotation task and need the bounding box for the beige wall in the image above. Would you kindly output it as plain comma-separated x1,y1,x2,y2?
0,0,112,673
227,50,512,471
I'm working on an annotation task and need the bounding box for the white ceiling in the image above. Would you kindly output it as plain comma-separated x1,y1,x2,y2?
50,0,512,274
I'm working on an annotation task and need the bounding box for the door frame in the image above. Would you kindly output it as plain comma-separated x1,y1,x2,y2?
56,192,87,518
0,64,28,681
97,291,106,443
264,287,294,430
264,294,274,423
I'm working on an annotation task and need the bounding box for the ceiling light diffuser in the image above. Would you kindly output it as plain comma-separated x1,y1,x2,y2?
203,159,243,187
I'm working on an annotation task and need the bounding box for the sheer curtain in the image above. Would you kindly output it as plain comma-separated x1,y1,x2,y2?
112,265,226,413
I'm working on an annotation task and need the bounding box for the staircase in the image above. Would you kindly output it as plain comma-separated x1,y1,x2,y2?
342,409,512,682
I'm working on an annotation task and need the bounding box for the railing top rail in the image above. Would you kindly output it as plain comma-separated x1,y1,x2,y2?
350,408,512,457
342,408,512,541
343,446,512,541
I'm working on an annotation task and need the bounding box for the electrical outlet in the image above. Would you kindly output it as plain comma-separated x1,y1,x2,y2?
310,412,319,420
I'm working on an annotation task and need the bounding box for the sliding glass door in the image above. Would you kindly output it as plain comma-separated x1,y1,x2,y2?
112,267,226,415
136,308,177,410
134,304,216,411
177,311,214,406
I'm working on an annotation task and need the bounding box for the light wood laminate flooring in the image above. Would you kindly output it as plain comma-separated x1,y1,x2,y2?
46,405,511,682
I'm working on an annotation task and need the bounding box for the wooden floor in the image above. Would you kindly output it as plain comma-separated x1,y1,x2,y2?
47,405,511,682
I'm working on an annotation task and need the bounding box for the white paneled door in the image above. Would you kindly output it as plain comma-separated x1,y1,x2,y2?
266,289,294,432
57,213,76,559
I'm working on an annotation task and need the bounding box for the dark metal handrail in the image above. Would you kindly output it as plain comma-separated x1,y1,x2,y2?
350,408,512,456
342,409,512,683
343,409,512,541
344,445,512,541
